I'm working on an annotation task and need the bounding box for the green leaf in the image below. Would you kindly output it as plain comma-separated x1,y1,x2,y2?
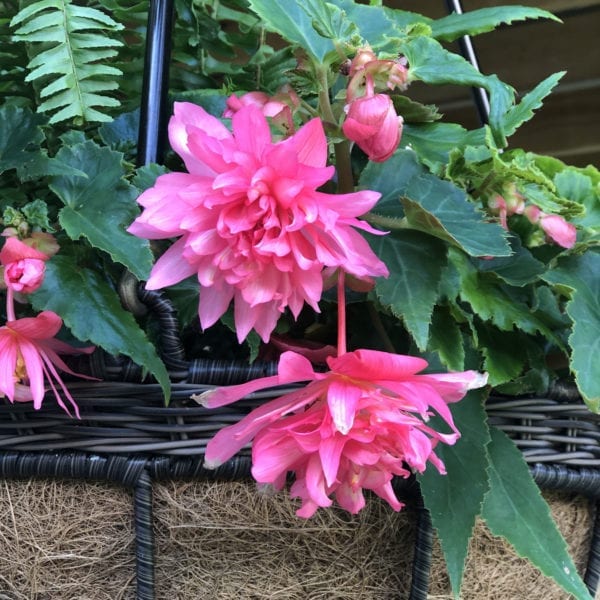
419,389,491,596
329,0,421,51
542,253,600,411
367,230,447,350
11,0,123,123
247,0,333,62
428,305,465,371
431,7,560,42
482,428,592,600
503,72,565,138
453,251,557,340
31,256,171,400
402,36,514,146
0,104,83,180
475,235,546,286
554,169,600,230
300,0,358,45
362,150,510,257
402,122,486,170
401,176,510,258
392,95,441,123
50,140,153,280
476,324,528,386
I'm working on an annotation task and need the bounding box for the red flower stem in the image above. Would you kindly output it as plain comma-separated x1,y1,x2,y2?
337,269,347,356
6,287,15,322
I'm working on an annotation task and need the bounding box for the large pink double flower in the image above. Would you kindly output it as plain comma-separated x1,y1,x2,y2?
128,102,388,342
199,349,488,517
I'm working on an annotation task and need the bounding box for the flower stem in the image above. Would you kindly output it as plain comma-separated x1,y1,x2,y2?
337,269,347,356
315,66,354,195
6,287,15,322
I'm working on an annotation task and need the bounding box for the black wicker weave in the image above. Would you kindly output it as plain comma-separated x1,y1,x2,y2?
1,1,599,599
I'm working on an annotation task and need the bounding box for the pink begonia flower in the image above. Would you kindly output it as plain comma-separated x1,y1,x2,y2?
524,205,577,248
343,93,403,162
0,311,95,417
224,86,300,134
0,236,50,294
539,214,577,248
198,349,488,517
128,102,388,343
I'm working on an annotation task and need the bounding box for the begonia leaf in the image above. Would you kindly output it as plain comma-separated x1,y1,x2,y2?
367,229,447,351
31,256,170,400
0,104,83,181
247,0,333,62
542,252,600,411
428,305,465,372
482,428,592,600
401,36,514,146
401,122,486,169
452,251,559,342
419,389,491,596
475,235,546,286
476,324,528,387
431,7,560,42
502,71,565,138
50,140,153,281
362,150,510,257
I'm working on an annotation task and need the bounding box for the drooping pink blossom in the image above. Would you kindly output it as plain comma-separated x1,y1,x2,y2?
0,236,50,294
0,311,95,417
539,214,577,248
128,102,388,343
197,349,487,517
343,92,403,162
524,205,577,248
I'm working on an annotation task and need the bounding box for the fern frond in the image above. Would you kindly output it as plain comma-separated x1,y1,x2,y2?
10,0,124,124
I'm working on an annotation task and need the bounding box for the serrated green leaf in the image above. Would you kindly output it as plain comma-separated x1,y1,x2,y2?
0,104,84,181
247,0,333,62
554,169,600,230
50,140,153,280
392,95,441,123
482,428,592,600
453,251,557,340
300,0,358,44
401,123,486,169
329,0,421,51
431,7,560,42
475,235,546,286
362,150,510,257
31,257,171,400
367,230,447,350
477,324,527,386
503,72,565,137
542,253,600,411
402,36,514,146
428,305,465,371
419,389,491,596
132,163,170,192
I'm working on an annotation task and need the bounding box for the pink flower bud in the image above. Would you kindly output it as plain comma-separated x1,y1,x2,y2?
3,259,46,293
342,93,402,162
0,236,50,294
539,214,577,249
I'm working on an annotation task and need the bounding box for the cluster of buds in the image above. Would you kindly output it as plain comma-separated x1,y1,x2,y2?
341,48,408,162
487,184,576,249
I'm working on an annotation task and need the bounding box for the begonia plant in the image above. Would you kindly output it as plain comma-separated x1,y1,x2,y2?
0,0,598,597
